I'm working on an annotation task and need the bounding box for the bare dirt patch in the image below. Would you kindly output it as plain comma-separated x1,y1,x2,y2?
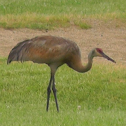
0,26,126,64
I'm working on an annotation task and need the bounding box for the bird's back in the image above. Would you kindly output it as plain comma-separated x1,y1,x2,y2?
7,35,81,65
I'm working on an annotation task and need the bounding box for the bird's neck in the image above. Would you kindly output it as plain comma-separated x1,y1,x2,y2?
75,51,93,73
80,59,93,73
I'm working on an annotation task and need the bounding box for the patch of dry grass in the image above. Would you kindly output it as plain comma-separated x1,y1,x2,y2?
1,0,126,29
0,13,91,30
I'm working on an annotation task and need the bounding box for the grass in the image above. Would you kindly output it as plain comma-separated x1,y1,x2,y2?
0,0,126,29
0,58,126,125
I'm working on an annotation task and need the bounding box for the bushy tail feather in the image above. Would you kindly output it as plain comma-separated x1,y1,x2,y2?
7,39,30,64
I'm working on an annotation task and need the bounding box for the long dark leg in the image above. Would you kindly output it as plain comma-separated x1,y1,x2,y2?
52,76,59,112
46,74,53,111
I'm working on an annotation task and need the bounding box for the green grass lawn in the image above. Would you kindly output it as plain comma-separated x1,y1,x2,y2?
0,0,126,29
0,58,126,126
0,1,126,125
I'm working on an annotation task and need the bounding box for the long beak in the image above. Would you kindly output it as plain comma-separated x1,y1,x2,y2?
102,52,116,63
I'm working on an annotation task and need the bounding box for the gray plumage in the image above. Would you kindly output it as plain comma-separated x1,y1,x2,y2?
7,35,116,112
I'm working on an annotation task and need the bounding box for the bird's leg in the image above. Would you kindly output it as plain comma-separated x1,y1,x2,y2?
46,74,53,111
52,76,59,112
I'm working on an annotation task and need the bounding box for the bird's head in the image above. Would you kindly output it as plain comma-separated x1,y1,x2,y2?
91,48,116,63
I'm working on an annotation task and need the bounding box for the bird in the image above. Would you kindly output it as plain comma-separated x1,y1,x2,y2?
7,35,116,112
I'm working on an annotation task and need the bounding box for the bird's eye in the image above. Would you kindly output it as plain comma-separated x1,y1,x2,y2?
96,48,103,53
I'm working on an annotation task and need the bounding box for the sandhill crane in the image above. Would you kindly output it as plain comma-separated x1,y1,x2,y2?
7,35,116,112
